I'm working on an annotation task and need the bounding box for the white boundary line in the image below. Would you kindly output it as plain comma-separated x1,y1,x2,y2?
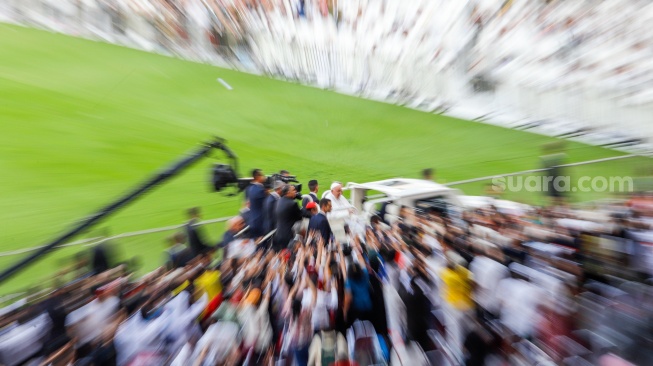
444,154,640,187
80,216,233,247
0,292,26,304
0,217,233,258
0,237,103,257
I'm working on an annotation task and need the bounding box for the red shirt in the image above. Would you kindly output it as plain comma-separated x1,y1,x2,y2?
202,293,224,322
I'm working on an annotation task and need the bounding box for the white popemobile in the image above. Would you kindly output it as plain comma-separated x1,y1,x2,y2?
344,178,531,224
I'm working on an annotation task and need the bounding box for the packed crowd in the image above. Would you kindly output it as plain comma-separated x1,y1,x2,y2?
2,169,653,366
472,0,653,108
4,0,652,107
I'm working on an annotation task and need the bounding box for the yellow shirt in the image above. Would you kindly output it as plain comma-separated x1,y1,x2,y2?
194,270,222,299
172,280,190,296
440,265,474,310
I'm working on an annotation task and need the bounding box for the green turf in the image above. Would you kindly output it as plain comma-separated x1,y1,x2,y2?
0,24,649,296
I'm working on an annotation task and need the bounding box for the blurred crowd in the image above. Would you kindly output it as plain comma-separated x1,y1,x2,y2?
2,172,653,366
470,0,653,108
3,0,652,108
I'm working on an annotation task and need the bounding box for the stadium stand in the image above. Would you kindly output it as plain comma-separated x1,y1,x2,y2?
1,0,652,152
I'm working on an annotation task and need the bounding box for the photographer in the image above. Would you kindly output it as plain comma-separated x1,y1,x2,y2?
273,184,302,252
264,180,284,234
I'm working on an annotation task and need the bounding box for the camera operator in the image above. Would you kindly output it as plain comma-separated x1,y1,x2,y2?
245,169,267,238
273,184,302,252
264,180,284,234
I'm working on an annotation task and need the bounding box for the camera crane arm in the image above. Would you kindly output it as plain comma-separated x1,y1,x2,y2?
210,137,239,175
0,137,238,284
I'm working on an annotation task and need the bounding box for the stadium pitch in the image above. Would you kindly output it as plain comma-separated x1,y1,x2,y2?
0,24,649,295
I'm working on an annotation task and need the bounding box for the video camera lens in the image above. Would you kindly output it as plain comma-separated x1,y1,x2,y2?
279,175,299,183
293,183,302,200
211,164,238,192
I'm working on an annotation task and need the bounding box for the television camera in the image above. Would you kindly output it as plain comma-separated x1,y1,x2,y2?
211,164,302,199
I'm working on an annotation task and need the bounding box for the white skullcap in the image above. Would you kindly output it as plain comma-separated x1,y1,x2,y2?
331,182,342,190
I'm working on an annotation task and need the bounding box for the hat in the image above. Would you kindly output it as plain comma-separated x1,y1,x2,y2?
306,202,317,209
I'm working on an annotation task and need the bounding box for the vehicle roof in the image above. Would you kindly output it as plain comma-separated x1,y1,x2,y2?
345,178,458,199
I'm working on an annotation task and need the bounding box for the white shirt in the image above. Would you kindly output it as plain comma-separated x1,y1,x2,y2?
227,238,257,259
423,234,443,252
114,292,208,365
301,288,338,331
496,278,543,338
0,313,51,366
190,321,240,365
164,292,209,356
238,297,273,353
469,256,509,315
66,296,120,346
115,307,171,366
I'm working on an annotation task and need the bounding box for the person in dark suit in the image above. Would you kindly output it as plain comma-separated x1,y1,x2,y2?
301,180,320,218
264,181,284,234
308,198,333,245
273,185,302,252
91,242,113,275
186,207,213,257
245,169,267,238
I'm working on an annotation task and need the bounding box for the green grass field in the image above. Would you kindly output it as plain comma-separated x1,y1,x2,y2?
0,23,649,296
